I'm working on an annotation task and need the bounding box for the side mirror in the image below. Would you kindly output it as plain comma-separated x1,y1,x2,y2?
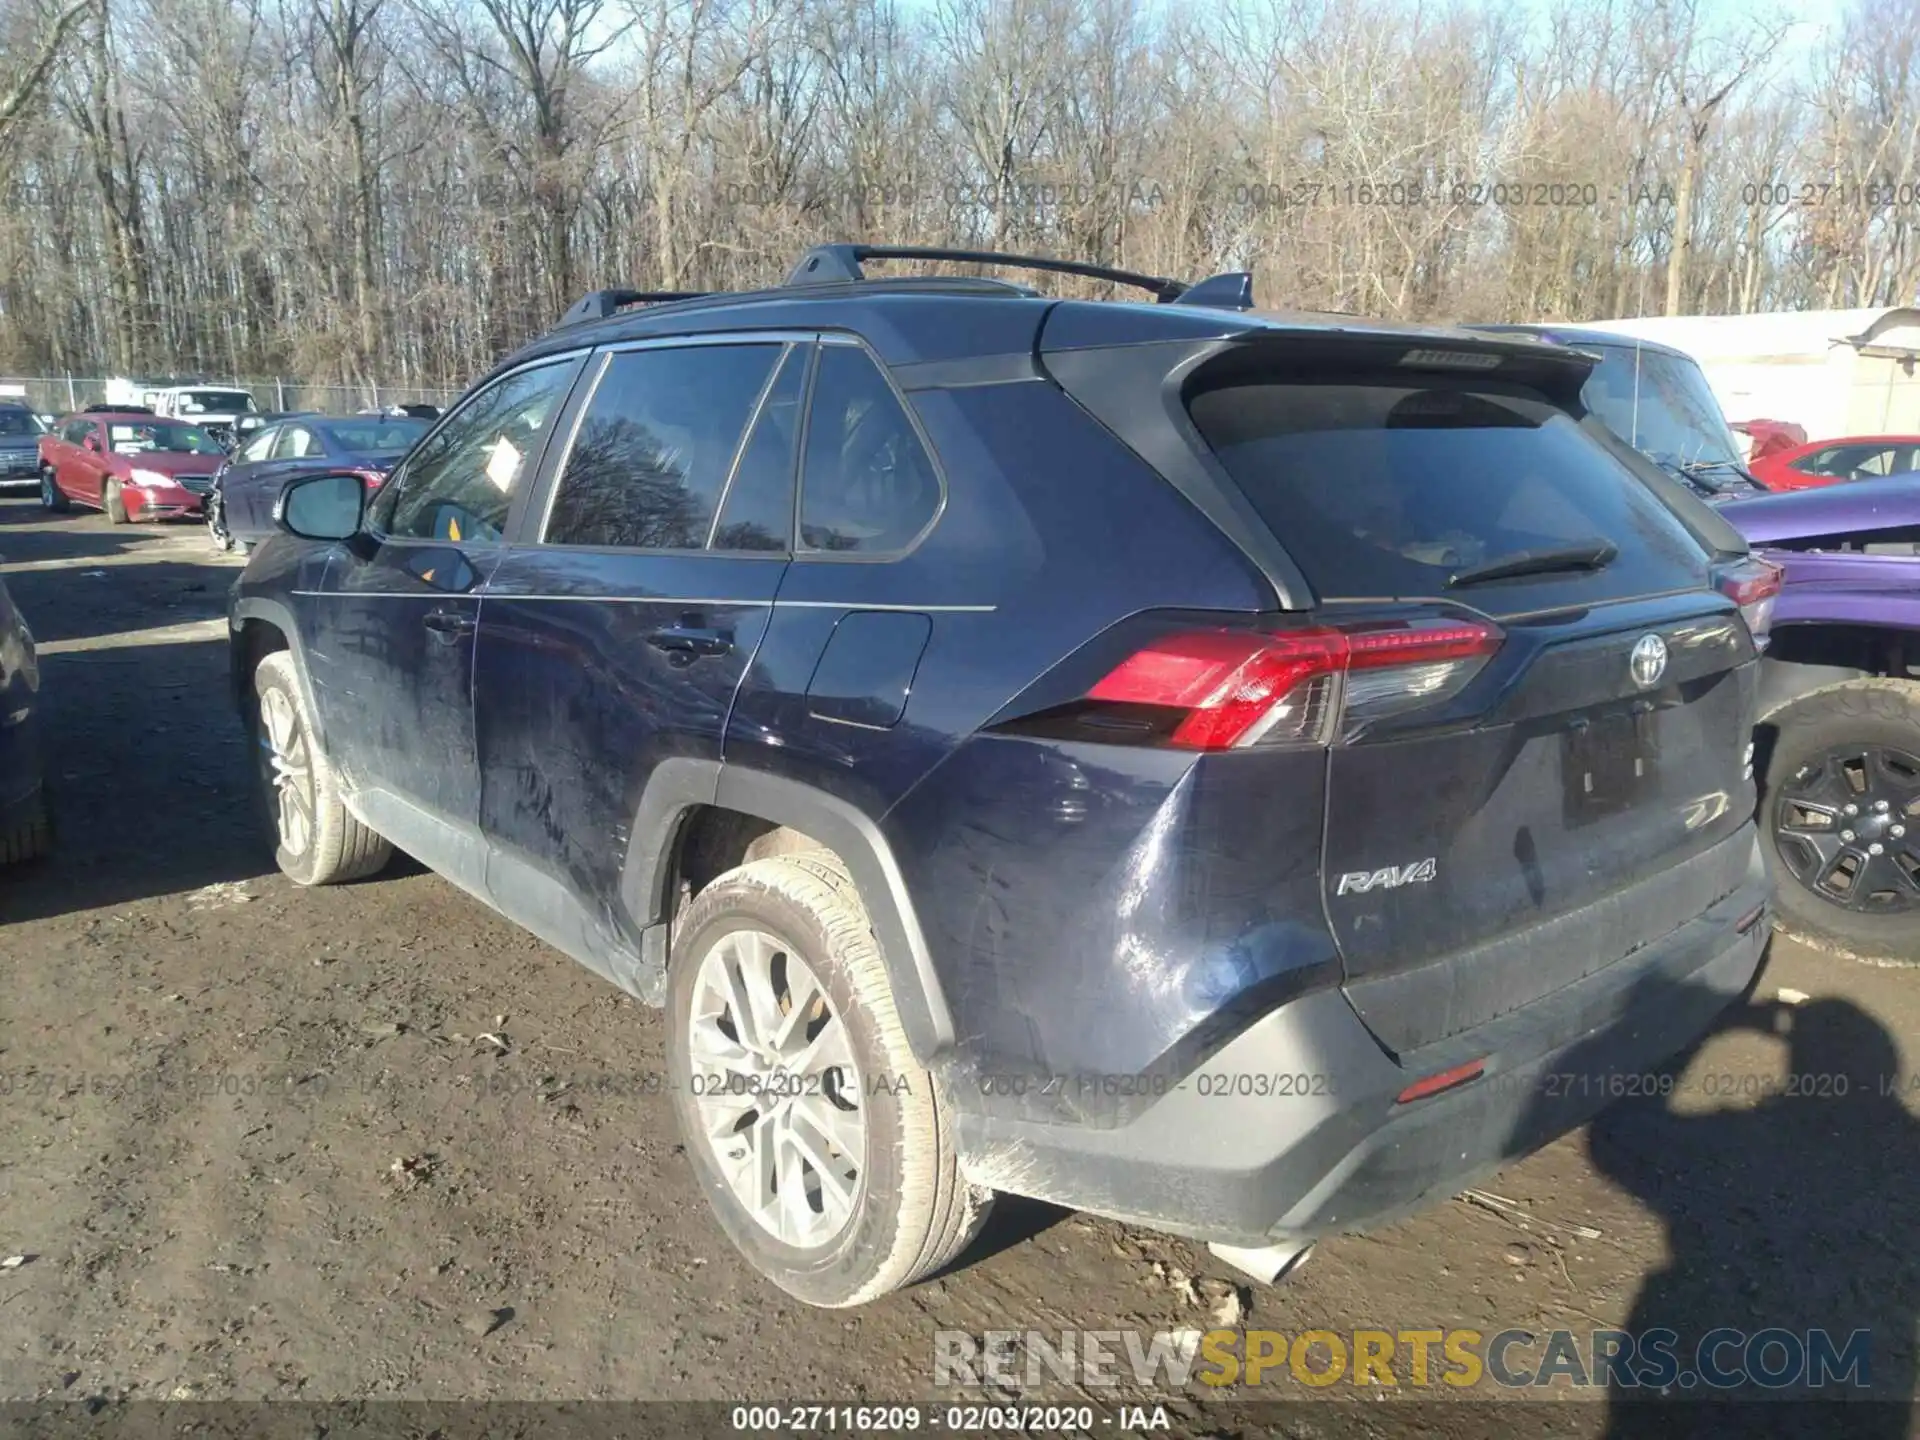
83,436,100,451
276,471,366,541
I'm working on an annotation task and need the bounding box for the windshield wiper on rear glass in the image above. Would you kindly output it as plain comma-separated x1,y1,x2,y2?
1448,540,1619,588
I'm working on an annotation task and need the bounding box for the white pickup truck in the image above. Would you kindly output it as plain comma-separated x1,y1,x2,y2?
105,381,261,446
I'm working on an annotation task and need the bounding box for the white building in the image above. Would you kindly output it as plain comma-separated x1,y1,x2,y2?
1573,307,1920,442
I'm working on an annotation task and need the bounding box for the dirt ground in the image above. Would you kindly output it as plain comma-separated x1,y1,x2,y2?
1,495,1916,1434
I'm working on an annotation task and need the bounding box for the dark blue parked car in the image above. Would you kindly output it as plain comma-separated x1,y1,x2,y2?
1469,324,1768,502
229,244,1776,1305
208,413,428,553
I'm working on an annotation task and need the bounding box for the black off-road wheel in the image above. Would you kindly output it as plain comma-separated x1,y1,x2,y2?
39,468,68,513
666,853,992,1306
1760,678,1920,964
103,478,127,524
250,651,391,885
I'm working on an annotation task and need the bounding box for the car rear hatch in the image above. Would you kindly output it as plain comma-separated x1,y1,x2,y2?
1047,327,1764,1056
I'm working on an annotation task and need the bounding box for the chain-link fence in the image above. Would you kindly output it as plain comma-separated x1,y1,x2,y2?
2,376,466,417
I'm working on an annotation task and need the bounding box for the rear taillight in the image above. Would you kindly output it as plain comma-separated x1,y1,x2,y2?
1086,617,1502,751
1715,556,1783,650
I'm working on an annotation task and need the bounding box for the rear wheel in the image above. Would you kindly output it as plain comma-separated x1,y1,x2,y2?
103,478,127,524
39,468,67,513
1761,678,1920,964
666,853,991,1306
250,650,391,885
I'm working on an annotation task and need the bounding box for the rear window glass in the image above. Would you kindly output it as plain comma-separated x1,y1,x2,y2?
1580,346,1741,467
1188,377,1706,601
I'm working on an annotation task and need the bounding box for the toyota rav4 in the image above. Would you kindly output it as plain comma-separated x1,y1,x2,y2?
229,245,1777,1306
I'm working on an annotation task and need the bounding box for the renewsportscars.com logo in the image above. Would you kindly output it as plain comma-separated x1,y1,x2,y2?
934,1327,1873,1392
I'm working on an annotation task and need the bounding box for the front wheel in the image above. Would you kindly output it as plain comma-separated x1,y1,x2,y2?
40,468,67,513
1760,677,1920,964
666,854,992,1306
250,650,391,885
103,478,127,524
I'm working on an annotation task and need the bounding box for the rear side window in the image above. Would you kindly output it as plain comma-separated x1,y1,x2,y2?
1189,376,1707,601
546,344,781,551
798,345,941,554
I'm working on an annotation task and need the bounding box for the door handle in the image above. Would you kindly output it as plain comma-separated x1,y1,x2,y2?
423,609,477,641
646,624,733,659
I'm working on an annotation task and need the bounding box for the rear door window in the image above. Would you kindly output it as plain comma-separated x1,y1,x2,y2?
1188,374,1709,605
710,345,807,552
544,344,781,551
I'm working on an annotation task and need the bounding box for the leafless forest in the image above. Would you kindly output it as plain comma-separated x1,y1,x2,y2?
0,0,1916,393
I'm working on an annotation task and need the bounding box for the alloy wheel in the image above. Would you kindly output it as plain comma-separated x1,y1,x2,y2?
258,687,314,857
1772,742,1920,913
687,928,866,1250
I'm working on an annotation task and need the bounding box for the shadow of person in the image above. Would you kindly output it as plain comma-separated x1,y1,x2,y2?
1567,977,1917,1437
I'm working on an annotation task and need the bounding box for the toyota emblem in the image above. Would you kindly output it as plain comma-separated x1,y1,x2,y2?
1629,633,1669,689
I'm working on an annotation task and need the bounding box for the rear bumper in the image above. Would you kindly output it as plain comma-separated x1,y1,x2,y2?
952,831,1771,1246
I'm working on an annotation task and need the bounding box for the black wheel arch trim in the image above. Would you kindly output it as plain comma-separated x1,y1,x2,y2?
228,596,325,752
619,759,957,1060
1755,656,1873,721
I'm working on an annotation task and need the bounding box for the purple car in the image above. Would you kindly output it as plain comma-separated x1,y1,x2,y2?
1720,474,1920,962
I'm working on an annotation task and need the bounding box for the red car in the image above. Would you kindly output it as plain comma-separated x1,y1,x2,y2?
37,412,228,522
1748,433,1920,491
1730,418,1806,463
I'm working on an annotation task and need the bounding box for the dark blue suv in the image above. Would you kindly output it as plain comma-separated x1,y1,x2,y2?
230,245,1776,1306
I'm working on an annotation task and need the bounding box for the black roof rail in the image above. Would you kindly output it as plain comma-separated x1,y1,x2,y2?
1169,271,1255,311
786,244,1190,302
559,289,712,327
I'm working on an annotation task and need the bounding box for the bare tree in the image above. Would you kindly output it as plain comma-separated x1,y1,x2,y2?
1643,0,1786,314
2,0,1917,387
0,0,96,151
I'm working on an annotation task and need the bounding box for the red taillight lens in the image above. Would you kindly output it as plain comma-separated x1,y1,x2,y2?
1087,618,1502,750
1715,556,1783,649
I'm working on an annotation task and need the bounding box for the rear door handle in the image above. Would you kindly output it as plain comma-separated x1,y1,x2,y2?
646,624,733,659
423,609,477,641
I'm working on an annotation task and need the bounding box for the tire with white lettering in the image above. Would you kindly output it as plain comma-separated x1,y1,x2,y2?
667,853,992,1306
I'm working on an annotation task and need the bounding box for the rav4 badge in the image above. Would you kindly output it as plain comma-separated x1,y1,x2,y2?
1335,858,1438,896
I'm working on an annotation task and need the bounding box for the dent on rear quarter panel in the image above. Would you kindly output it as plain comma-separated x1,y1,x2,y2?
885,741,1338,1125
